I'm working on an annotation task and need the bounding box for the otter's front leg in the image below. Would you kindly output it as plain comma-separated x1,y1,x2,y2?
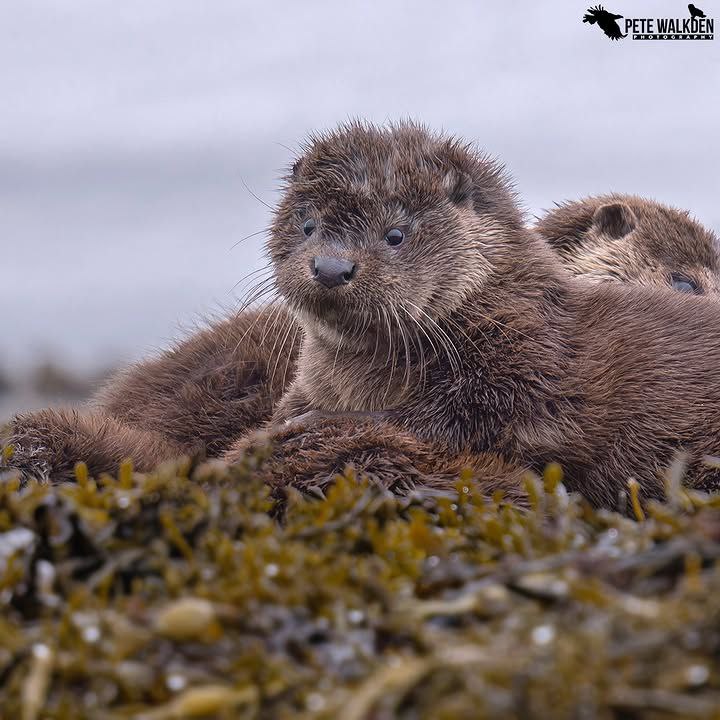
287,409,390,427
271,384,315,425
272,380,389,431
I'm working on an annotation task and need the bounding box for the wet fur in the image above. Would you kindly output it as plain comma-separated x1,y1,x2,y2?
94,306,298,457
225,415,528,504
267,122,720,506
3,307,302,484
6,408,184,484
538,194,720,293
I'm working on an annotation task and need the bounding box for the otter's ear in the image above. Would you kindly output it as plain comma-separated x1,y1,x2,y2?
592,203,638,239
443,168,474,207
291,157,305,179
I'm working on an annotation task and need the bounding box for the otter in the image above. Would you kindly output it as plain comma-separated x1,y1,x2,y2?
5,305,298,482
91,194,717,471
255,121,720,506
222,193,720,499
538,194,720,295
4,126,720,505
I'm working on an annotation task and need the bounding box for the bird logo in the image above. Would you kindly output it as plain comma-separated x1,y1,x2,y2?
583,5,627,40
688,4,706,18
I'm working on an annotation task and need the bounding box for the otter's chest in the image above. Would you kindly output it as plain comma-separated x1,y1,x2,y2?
299,343,418,412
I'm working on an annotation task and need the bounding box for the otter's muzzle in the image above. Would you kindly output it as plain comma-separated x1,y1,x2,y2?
312,256,356,289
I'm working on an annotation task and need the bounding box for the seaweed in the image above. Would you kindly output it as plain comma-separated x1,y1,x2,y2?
2,451,720,718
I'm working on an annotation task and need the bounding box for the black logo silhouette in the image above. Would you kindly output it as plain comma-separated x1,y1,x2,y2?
583,6,627,40
581,3,714,41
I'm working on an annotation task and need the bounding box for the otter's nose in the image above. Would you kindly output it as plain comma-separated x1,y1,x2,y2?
312,256,356,288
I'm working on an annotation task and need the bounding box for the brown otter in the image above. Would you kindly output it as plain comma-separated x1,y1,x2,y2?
233,196,720,501
537,194,720,295
10,193,717,477
4,306,298,482
255,121,720,506
4,128,720,503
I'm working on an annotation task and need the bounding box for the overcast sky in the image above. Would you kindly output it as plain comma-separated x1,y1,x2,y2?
1,0,718,372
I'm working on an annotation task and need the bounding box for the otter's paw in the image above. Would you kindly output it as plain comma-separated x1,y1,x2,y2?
1,434,52,486
223,415,408,494
224,415,528,504
2,410,62,484
3,408,184,485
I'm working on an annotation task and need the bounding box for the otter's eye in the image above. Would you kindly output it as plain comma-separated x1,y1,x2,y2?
670,273,701,294
303,219,316,237
385,228,404,246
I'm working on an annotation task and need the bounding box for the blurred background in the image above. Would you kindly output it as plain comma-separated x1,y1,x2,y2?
2,0,718,420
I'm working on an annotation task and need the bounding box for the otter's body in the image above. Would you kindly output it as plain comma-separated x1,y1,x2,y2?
94,305,298,457
267,122,720,505
280,257,720,505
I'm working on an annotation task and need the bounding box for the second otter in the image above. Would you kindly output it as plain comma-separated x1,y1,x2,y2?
538,194,720,294
269,121,720,506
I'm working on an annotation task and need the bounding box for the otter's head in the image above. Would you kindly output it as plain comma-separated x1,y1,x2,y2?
537,195,720,296
269,121,524,339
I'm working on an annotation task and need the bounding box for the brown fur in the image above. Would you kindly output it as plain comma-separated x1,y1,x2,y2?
3,306,301,483
225,415,528,504
226,195,718,500
6,408,184,483
538,194,720,293
264,121,720,506
94,306,298,456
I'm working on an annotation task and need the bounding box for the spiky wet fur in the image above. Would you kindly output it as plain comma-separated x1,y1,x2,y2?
538,193,720,293
268,122,720,505
225,415,528,505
